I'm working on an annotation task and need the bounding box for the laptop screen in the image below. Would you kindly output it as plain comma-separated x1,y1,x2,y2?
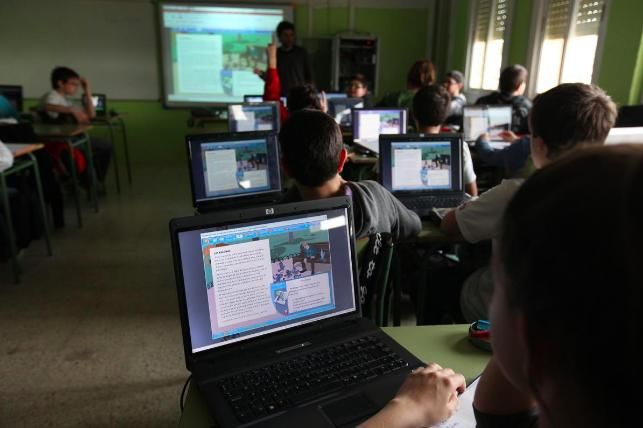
228,103,279,132
352,109,407,153
175,206,357,354
463,106,512,141
379,135,463,193
91,94,106,113
0,85,23,112
328,98,363,128
187,132,281,205
244,95,287,107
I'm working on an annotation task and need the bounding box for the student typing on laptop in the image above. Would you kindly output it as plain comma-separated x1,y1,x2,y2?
279,109,421,241
412,85,478,196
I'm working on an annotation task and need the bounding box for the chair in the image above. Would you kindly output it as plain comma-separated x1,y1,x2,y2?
357,232,395,326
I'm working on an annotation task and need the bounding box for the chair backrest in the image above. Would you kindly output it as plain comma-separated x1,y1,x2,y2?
358,232,395,326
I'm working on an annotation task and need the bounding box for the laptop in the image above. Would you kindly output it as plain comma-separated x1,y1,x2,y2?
81,93,108,117
462,105,512,143
327,97,363,129
244,95,288,107
0,85,23,113
228,102,280,132
322,92,347,100
352,108,407,154
379,133,471,216
186,131,283,213
169,197,423,427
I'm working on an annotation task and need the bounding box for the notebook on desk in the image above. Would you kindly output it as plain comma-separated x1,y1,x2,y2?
186,131,283,213
169,197,423,427
352,108,407,154
379,133,471,217
228,102,280,132
463,105,512,143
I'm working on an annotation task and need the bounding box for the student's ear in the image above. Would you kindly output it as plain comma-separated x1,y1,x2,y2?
337,148,348,173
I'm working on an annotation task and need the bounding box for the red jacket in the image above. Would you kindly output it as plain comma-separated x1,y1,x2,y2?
263,68,288,125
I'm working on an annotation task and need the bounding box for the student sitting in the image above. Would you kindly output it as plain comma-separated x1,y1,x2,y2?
412,85,478,196
39,66,113,185
475,130,531,174
377,59,436,111
279,109,421,241
346,73,373,107
361,144,643,428
475,65,532,134
442,83,617,322
443,70,466,122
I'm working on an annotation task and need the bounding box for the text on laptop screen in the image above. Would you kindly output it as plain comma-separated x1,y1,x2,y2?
391,141,452,191
177,208,357,353
463,106,512,141
189,135,281,203
229,104,278,132
353,109,407,153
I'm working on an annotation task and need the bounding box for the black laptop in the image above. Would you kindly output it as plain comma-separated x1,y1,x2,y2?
0,85,23,113
81,93,108,117
169,197,423,427
186,131,283,213
244,95,287,107
379,133,471,217
328,97,363,129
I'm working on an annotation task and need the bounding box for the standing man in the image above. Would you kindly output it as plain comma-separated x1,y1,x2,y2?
276,21,312,97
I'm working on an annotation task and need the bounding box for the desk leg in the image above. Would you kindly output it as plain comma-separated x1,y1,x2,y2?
82,133,99,213
67,141,83,228
28,153,52,257
107,121,121,194
118,117,132,184
0,173,20,283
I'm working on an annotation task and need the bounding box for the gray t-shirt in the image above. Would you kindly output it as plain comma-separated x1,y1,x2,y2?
282,180,422,241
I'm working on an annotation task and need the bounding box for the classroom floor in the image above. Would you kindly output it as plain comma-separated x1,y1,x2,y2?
0,162,417,427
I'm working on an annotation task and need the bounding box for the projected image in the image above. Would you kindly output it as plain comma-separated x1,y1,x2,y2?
392,142,452,191
201,140,269,198
162,4,287,105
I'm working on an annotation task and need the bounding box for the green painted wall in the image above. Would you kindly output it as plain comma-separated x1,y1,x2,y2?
450,0,471,73
507,0,534,67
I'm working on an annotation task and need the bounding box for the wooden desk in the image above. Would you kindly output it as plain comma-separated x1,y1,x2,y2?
33,124,98,227
1,143,52,283
178,324,490,427
91,114,132,192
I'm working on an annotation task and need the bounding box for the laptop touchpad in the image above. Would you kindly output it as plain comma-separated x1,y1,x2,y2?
320,392,379,427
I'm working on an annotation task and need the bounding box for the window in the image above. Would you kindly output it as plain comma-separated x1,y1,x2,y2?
467,0,512,90
533,0,607,94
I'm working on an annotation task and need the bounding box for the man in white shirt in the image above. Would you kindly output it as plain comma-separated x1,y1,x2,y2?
441,83,618,321
40,67,112,184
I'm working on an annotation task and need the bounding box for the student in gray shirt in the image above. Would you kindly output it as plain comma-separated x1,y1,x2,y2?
279,109,421,242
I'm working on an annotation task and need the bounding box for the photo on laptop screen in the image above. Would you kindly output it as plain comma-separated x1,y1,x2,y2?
174,206,357,353
390,141,452,191
463,106,512,141
352,108,407,153
187,132,281,205
228,103,279,132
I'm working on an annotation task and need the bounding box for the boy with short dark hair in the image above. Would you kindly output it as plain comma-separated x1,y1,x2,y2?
412,85,478,196
475,64,532,134
40,66,113,184
443,82,617,321
279,109,421,241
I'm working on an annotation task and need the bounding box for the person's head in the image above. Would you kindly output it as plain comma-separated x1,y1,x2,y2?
529,83,617,168
499,65,528,96
412,85,450,131
347,73,368,98
287,84,323,113
278,109,346,187
443,70,464,97
490,145,643,427
406,60,436,90
51,66,80,95
276,21,296,49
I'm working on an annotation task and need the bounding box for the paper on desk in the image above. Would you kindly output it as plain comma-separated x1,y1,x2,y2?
432,377,479,428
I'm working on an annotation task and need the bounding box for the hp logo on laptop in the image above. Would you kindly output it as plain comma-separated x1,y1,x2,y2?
265,208,275,215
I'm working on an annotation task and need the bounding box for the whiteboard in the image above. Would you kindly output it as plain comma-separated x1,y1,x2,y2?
0,0,159,100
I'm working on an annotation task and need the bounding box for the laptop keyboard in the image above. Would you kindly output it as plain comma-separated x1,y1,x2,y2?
405,195,466,210
216,335,411,423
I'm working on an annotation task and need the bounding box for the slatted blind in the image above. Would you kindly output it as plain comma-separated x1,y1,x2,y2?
543,0,572,39
575,0,604,36
474,0,492,42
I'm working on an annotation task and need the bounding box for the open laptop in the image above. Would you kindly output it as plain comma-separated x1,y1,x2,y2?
244,95,288,107
169,197,423,427
0,85,23,113
463,105,512,144
327,97,363,129
81,93,108,117
186,131,283,213
352,108,407,154
379,133,471,216
229,102,280,132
